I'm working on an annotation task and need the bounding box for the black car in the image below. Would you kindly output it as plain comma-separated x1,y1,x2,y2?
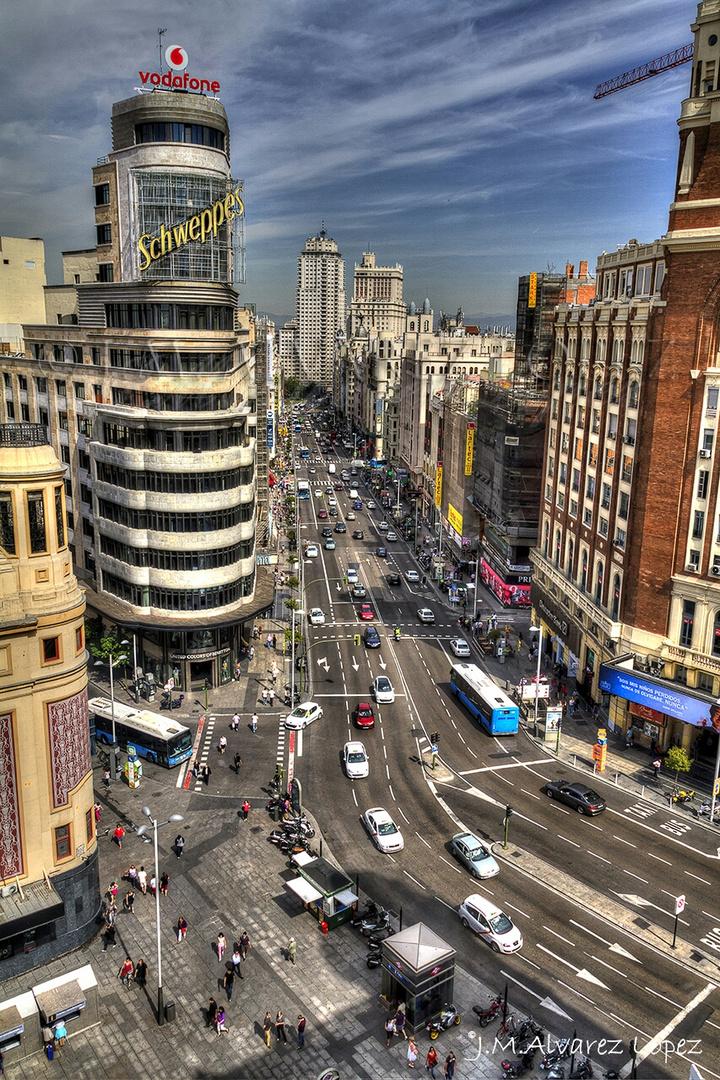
334,522,347,533
545,781,606,815
387,572,401,586
352,529,364,540
321,526,333,537
363,626,381,648
376,546,387,558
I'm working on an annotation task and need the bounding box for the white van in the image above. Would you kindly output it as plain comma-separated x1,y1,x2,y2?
328,463,336,474
349,488,359,500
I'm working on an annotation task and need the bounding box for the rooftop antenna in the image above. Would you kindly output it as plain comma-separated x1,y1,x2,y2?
320,220,326,238
158,28,168,74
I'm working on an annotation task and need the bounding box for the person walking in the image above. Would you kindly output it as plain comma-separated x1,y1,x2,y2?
241,799,250,820
239,931,251,960
286,936,296,965
149,874,157,898
102,923,116,951
223,966,235,1001
263,1011,273,1048
175,834,185,858
269,687,275,707
127,864,137,888
107,880,119,902
385,1016,395,1046
234,752,243,775
113,823,125,849
216,933,227,962
275,1010,287,1043
119,956,134,987
444,1051,457,1079
231,713,240,732
297,1014,306,1049
176,916,188,943
218,734,227,755
207,997,218,1028
425,1046,439,1078
262,687,269,707
103,767,111,789
394,1008,407,1040
202,764,211,785
266,634,273,649
94,802,101,825
407,1036,419,1068
215,1006,229,1035
231,946,243,977
653,757,662,781
272,634,277,650
134,958,147,988
123,888,135,913
160,872,169,896
137,866,147,895
251,712,258,733
192,759,200,779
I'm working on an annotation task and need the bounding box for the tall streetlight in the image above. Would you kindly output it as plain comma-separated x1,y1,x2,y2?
93,642,129,745
529,624,543,736
136,807,184,1025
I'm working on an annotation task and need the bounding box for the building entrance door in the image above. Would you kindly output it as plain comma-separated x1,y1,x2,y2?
190,660,213,690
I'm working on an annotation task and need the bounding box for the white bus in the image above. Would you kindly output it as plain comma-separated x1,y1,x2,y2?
88,697,193,768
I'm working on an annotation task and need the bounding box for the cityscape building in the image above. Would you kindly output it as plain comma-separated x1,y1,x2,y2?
0,237,47,355
0,424,98,976
2,74,271,693
296,227,345,387
348,253,405,338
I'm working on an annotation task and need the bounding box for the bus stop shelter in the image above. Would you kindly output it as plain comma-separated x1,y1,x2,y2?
380,923,456,1034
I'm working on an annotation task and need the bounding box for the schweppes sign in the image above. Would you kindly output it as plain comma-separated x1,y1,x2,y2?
434,464,443,508
465,423,475,475
138,186,244,271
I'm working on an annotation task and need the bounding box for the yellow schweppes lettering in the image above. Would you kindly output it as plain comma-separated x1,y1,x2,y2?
138,186,244,271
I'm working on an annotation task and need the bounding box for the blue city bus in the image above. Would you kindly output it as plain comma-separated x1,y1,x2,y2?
300,447,310,458
88,697,193,767
297,480,310,499
449,664,519,736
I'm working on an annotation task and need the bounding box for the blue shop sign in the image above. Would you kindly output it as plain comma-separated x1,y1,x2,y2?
266,409,274,449
599,664,717,728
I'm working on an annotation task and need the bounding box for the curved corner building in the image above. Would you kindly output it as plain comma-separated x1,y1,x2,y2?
19,80,270,690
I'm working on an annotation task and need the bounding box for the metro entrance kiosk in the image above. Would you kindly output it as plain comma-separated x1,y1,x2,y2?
379,923,456,1034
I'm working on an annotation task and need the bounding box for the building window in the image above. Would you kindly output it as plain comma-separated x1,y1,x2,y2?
54,824,72,860
622,455,633,483
589,443,598,467
98,263,114,283
628,381,639,409
572,468,580,492
618,491,629,519
608,413,618,439
612,574,621,620
610,378,619,404
559,462,567,486
564,401,571,424
95,183,110,205
567,539,574,579
574,437,583,460
615,527,626,549
604,448,615,475
594,377,602,400
708,388,719,415
583,508,592,527
555,529,561,568
581,550,588,593
544,521,550,558
699,671,715,693
96,223,112,246
5,402,15,421
569,499,578,518
713,611,720,656
635,265,652,295
703,428,714,453
55,486,65,548
86,808,94,843
601,483,611,510
35,377,48,394
578,373,587,397
680,600,695,647
655,262,665,293
599,517,608,537
27,491,47,553
689,549,700,569
0,492,16,555
693,509,705,539
43,637,60,663
73,382,86,400
595,561,604,605
76,626,84,653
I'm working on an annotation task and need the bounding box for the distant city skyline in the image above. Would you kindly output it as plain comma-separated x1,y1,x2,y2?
1,0,692,321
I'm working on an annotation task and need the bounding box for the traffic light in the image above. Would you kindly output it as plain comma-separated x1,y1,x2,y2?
506,805,514,819
430,732,440,745
354,634,361,646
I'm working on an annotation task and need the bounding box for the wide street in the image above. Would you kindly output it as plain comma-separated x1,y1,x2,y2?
280,416,720,1078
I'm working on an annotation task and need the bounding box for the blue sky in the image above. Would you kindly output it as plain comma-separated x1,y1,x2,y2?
0,0,693,324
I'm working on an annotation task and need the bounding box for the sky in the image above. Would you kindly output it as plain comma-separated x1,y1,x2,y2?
0,0,695,326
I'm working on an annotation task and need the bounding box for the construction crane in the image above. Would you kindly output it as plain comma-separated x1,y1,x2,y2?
593,43,694,98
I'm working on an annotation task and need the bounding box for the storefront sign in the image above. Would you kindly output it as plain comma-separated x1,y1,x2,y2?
464,423,475,475
531,581,582,654
266,333,274,388
139,46,220,93
448,504,463,534
434,464,443,508
528,272,537,308
629,701,665,726
267,409,274,449
480,558,531,607
138,185,244,270
170,647,230,661
599,664,718,728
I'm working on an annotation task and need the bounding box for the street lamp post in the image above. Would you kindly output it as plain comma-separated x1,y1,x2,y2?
94,647,128,745
136,808,184,1026
529,624,543,736
711,697,720,823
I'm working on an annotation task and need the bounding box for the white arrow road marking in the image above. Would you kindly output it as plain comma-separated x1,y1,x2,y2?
351,657,359,671
619,983,717,1079
609,942,642,962
615,893,653,906
536,944,610,989
378,656,387,669
336,583,342,590
317,657,329,671
538,996,574,1021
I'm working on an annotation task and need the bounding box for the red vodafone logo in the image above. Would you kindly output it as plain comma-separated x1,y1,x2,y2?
165,45,188,71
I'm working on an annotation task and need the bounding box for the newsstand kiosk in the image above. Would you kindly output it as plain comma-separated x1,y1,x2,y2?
379,922,456,1035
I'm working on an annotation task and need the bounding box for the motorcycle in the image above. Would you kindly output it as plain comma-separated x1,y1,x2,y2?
283,686,301,707
425,1003,461,1040
668,787,695,806
693,801,720,821
393,627,401,640
541,1039,571,1070
366,951,382,969
160,693,184,710
360,910,391,936
515,1016,545,1050
472,997,503,1027
281,817,315,838
350,900,380,928
546,1055,594,1080
501,1049,536,1077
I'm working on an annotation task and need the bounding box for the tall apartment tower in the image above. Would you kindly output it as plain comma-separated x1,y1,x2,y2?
0,425,98,976
4,63,269,693
349,253,404,338
296,227,345,387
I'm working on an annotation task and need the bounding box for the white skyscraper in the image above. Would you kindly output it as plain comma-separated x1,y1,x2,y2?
296,226,345,386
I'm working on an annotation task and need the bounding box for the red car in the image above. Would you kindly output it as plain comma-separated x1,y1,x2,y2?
354,702,375,728
318,509,328,519
359,603,374,620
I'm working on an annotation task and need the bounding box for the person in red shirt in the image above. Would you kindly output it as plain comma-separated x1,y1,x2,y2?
119,957,134,987
113,823,125,849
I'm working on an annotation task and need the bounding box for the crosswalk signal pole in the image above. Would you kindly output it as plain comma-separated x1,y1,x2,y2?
503,805,513,849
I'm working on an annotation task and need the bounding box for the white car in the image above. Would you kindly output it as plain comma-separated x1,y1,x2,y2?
314,489,323,498
361,807,404,853
458,893,523,953
450,638,471,657
417,607,435,623
367,500,376,509
284,701,323,730
309,608,326,625
386,531,398,542
378,521,389,532
405,569,420,583
347,568,359,585
349,489,359,499
305,544,319,558
373,675,395,703
343,741,369,779
346,511,356,520
328,497,337,507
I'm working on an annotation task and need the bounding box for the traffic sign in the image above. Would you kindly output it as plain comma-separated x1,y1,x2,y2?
675,894,686,915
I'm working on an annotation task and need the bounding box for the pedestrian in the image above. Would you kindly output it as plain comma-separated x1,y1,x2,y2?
134,958,147,988
127,863,137,887
297,1013,306,1048
231,713,240,731
249,645,255,661
108,880,118,901
385,1016,395,1046
275,1010,287,1043
231,946,243,976
653,757,662,781
149,874,156,898
119,956,134,987
271,663,279,684
217,932,227,962
160,872,169,896
592,702,600,721
262,687,269,706
239,931,252,959
286,936,296,965
235,662,241,681
137,866,147,894
175,833,185,858
94,803,101,824
263,1011,273,1048
444,1051,457,1079
102,923,116,951
207,997,218,1028
113,822,125,848
267,634,272,649
394,1008,407,1040
202,764,211,785
54,1022,68,1047
215,1006,229,1035
408,1036,419,1068
251,712,258,733
234,751,243,774
426,1046,439,1078
269,688,275,707
272,634,277,650
103,768,111,788
106,902,117,926
192,759,200,779
123,888,135,913
218,734,227,755
223,966,235,1000
177,915,188,943
241,799,250,820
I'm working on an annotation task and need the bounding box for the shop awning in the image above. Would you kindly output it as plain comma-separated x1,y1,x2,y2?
285,878,323,904
335,888,358,906
291,850,315,868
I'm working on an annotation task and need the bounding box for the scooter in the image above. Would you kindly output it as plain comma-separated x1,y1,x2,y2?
281,817,315,838
541,1039,571,1070
283,686,301,707
693,801,720,821
350,901,380,928
472,997,503,1026
425,1003,461,1040
360,910,391,935
516,1016,545,1047
668,787,695,806
160,693,184,710
500,1049,536,1077
546,1055,594,1080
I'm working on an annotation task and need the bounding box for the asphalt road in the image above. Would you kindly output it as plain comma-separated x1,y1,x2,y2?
286,423,720,1080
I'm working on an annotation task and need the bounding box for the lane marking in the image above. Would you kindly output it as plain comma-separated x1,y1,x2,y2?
459,759,553,775
500,970,544,999
557,834,581,848
542,925,576,947
505,901,530,919
684,870,712,886
622,869,649,884
556,980,596,1005
439,855,462,874
403,870,426,890
613,835,637,848
588,953,627,979
521,789,541,800
415,832,432,849
647,852,672,866
587,850,612,865
619,983,717,1078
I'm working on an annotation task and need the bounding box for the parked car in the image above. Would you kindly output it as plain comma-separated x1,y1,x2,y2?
373,675,395,703
417,607,435,623
544,781,607,815
354,702,375,728
450,832,499,879
458,894,523,953
361,807,404,853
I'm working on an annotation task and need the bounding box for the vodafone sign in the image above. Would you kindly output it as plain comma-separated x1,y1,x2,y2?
139,47,220,94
